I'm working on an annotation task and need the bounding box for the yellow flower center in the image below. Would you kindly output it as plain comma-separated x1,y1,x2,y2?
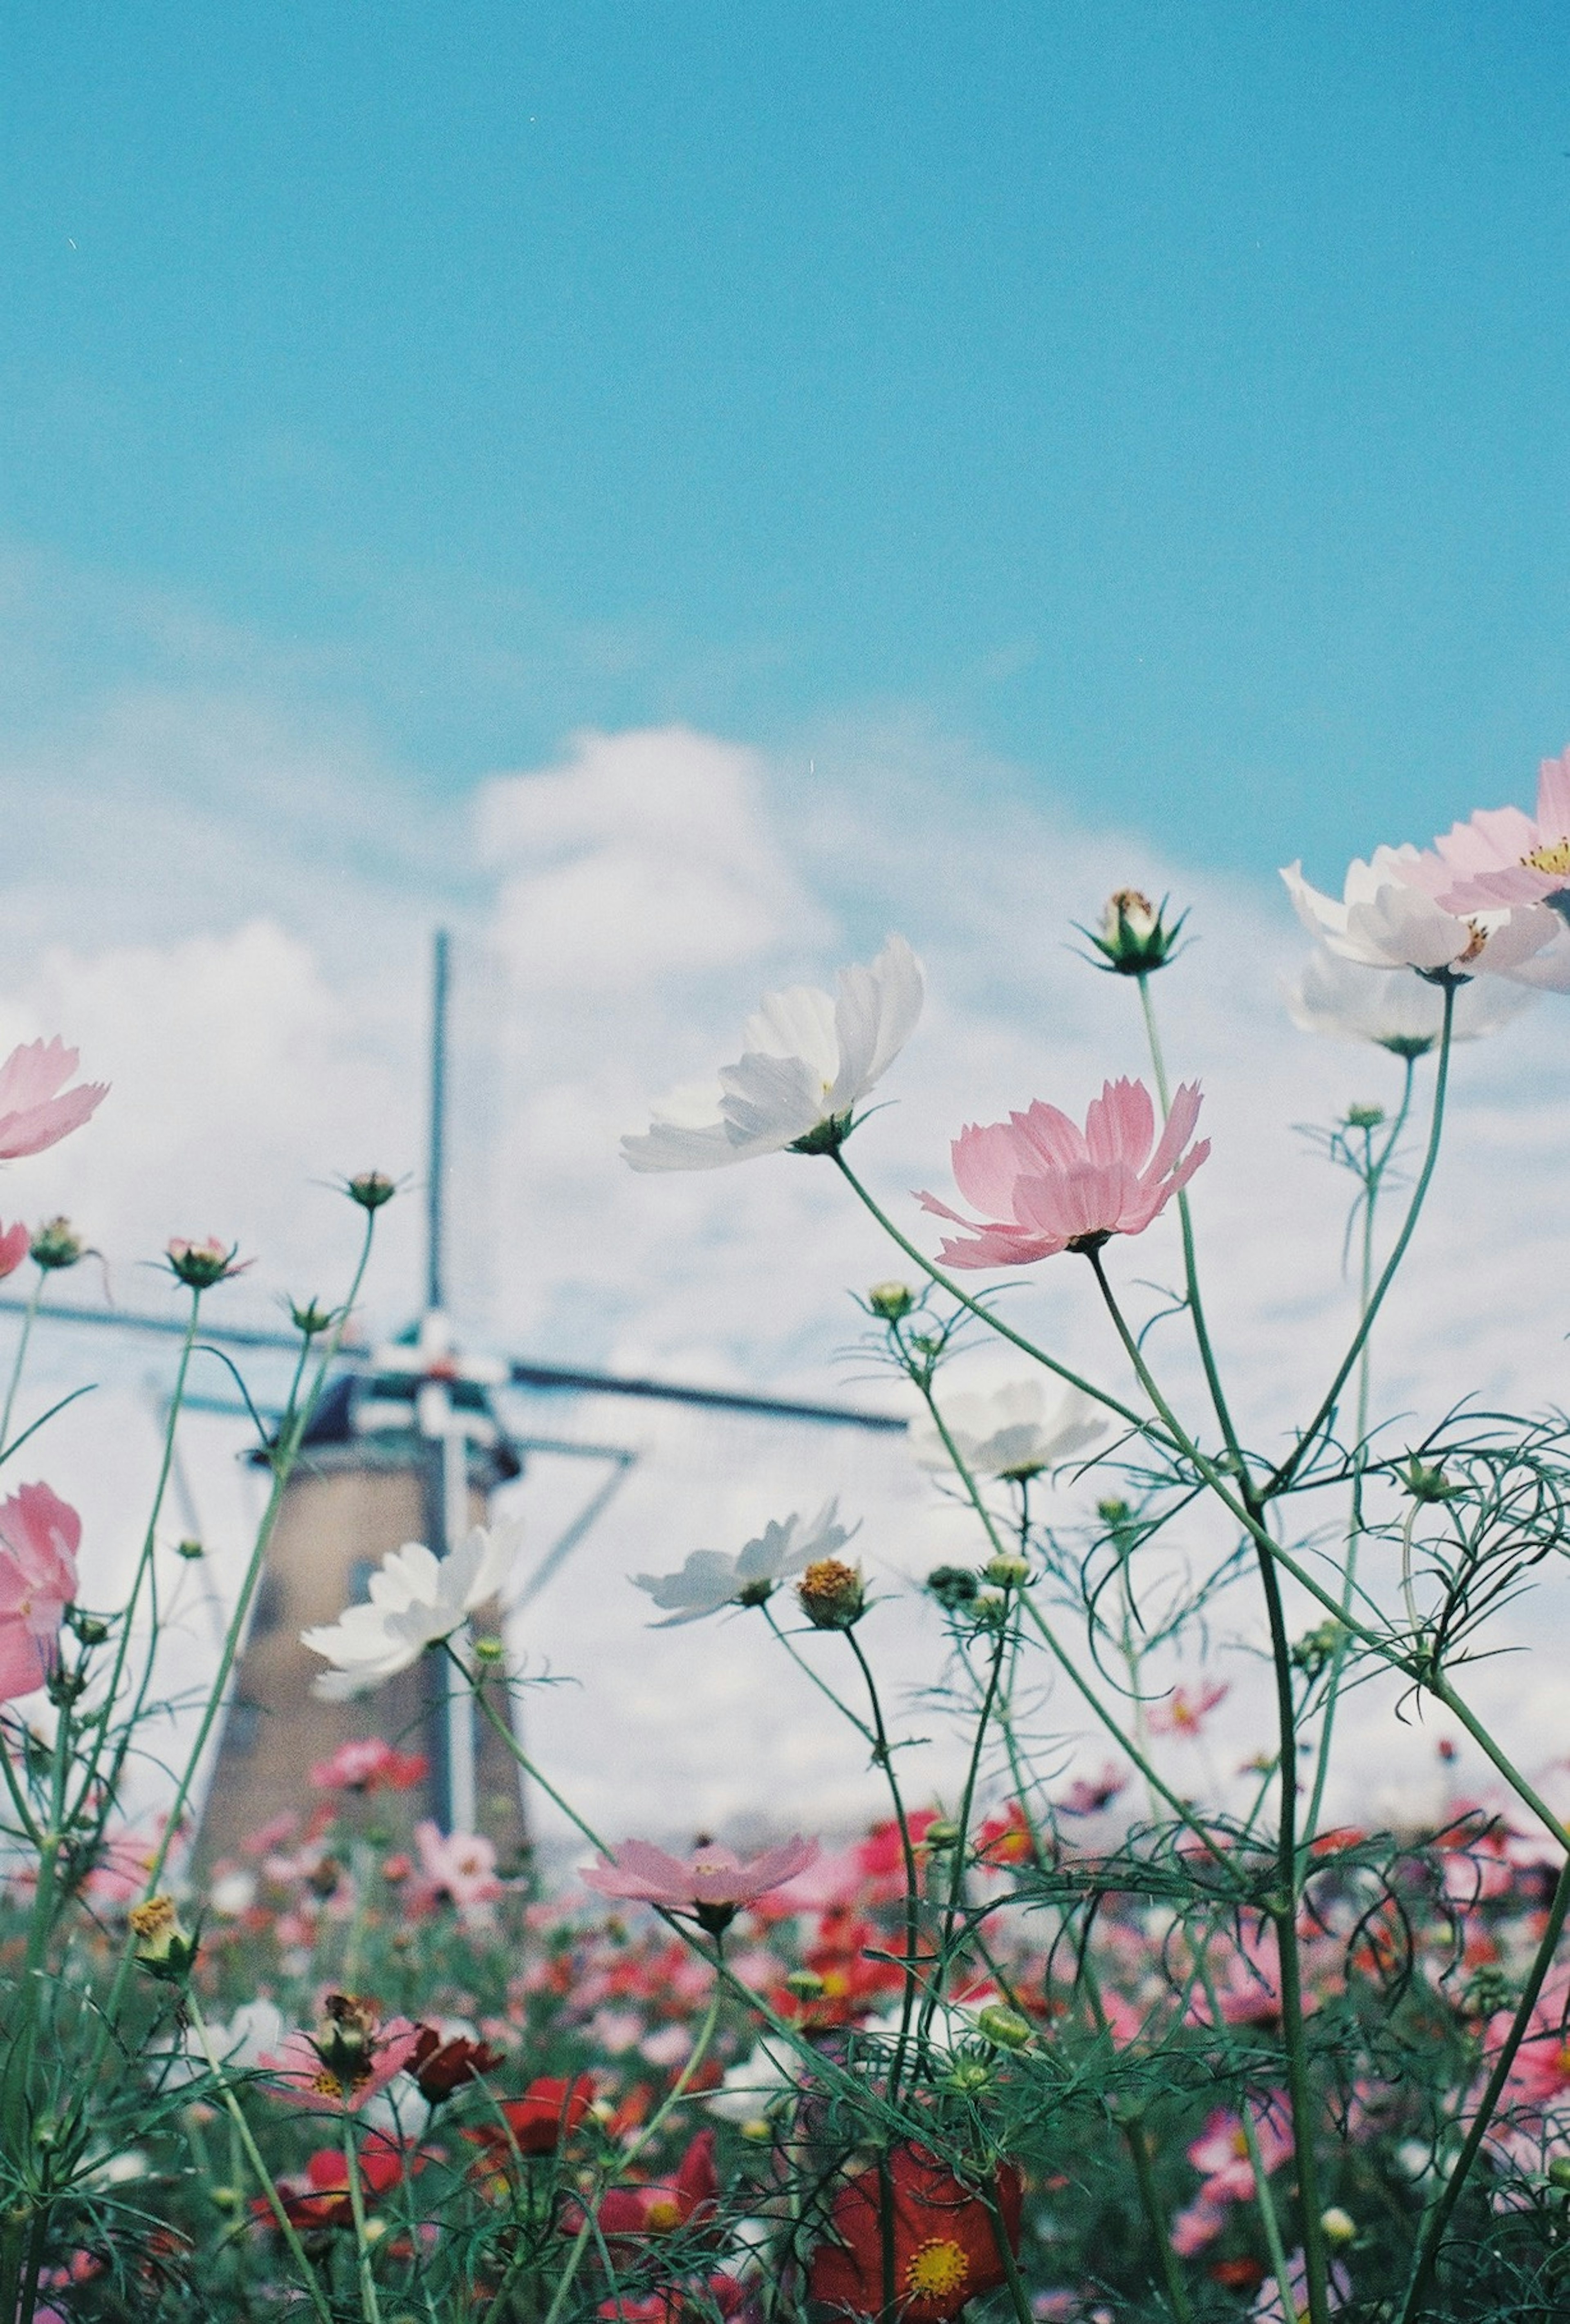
310,2069,347,2100
1526,838,1570,874
1231,2128,1251,2158
904,2238,970,2301
644,2196,682,2232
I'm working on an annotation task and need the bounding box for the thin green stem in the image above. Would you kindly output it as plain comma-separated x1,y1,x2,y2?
0,1267,45,1457
1265,985,1455,1499
342,2115,385,2324
842,1627,924,2109
184,1992,335,2324
1397,1849,1570,2322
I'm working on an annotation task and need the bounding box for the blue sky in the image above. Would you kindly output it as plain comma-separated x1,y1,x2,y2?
2,2,1569,881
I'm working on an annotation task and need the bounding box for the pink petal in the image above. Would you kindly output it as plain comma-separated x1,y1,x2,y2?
937,1226,1061,1269
1084,1078,1153,1171
0,1083,108,1162
1143,1082,1204,1189
0,1224,27,1280
949,1121,1033,1216
0,1040,76,1115
1009,1100,1090,1173
1539,748,1570,837
0,1618,46,1701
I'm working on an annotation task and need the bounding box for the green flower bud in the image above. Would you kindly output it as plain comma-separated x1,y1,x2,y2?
975,2004,1034,2051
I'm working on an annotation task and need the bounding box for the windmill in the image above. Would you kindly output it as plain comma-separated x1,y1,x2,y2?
0,933,907,1864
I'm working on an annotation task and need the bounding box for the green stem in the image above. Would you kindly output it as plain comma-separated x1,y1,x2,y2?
343,2114,385,2324
1265,984,1455,1499
1397,1849,1570,2322
0,1267,45,1457
184,1992,335,2324
842,1627,925,2109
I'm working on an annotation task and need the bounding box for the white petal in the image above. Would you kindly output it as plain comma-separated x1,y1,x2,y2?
829,935,924,1111
718,1049,827,1144
742,982,838,1076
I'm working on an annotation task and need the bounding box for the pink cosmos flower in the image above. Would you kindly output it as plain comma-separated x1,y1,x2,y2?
918,1078,1209,1269
413,1820,504,1912
1187,2095,1293,2206
0,1040,106,1161
261,1994,424,2114
0,1483,80,1700
1412,747,1570,914
1148,1681,1229,1739
583,1835,820,1929
0,1223,28,1281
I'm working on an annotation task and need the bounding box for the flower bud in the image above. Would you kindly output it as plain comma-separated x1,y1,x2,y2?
1085,889,1186,977
175,1539,204,1562
975,2004,1034,2051
982,1555,1029,1591
289,1297,336,1337
926,1565,980,1613
1320,2207,1356,2246
313,1992,377,2081
1549,2158,1570,2192
471,1635,506,1665
867,1281,915,1321
128,1895,198,1982
797,1558,865,1629
944,2059,994,2094
166,1237,246,1289
1345,1102,1386,1130
923,1820,962,1851
30,1217,85,1272
739,2116,774,2142
785,1969,825,2000
347,1170,398,1211
1400,1457,1457,1504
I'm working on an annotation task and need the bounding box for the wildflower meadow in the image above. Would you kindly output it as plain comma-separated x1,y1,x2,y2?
13,753,1570,2324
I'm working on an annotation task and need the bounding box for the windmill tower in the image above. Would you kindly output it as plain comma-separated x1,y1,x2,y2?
195,933,530,1866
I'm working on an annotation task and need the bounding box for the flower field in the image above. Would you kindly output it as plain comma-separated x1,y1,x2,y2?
9,751,1570,2321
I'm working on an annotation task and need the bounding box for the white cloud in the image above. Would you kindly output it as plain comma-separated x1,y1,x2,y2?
3,710,1570,1847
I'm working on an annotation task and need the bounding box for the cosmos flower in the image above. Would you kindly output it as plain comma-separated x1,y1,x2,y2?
919,1078,1208,1268
301,1522,519,1699
0,1223,28,1282
622,936,924,1171
907,1378,1106,1481
1285,945,1535,1051
413,1821,503,1912
0,1483,80,1702
260,1993,424,2114
809,2144,1023,2324
633,1503,854,1626
1147,1681,1229,1739
583,1835,820,1933
1413,746,1570,914
0,1040,107,1161
1187,2098,1293,2206
1280,849,1558,979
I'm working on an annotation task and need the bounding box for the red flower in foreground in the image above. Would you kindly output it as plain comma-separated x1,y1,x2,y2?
261,2135,418,2230
599,2275,746,2324
810,2144,1023,2323
588,2131,719,2246
462,2073,595,2165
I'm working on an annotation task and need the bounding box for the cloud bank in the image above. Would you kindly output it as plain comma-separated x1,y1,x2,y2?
5,692,1570,1844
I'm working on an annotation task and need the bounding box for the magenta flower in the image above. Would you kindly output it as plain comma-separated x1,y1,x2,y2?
583,1835,820,1932
0,1040,106,1161
0,1484,80,1701
918,1077,1209,1269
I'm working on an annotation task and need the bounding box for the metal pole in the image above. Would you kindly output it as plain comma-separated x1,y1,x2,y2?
441,1416,478,1835
427,929,450,1315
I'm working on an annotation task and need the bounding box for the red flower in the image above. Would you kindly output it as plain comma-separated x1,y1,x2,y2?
598,2274,746,2323
589,2131,719,2244
262,2136,417,2230
463,2073,594,2163
810,2145,1022,2322
310,1737,429,1794
409,2028,505,2102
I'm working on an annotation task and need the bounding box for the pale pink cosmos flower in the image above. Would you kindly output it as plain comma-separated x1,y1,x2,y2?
1415,746,1570,914
0,1040,106,1161
0,1484,81,1701
413,1820,503,1912
583,1835,820,1929
918,1078,1209,1269
0,1223,28,1282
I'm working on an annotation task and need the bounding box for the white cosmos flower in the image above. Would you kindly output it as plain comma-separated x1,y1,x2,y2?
302,1522,520,1699
622,935,924,1171
908,1380,1106,1482
1284,946,1536,1053
1280,849,1559,978
705,2034,803,2122
633,1503,853,1626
